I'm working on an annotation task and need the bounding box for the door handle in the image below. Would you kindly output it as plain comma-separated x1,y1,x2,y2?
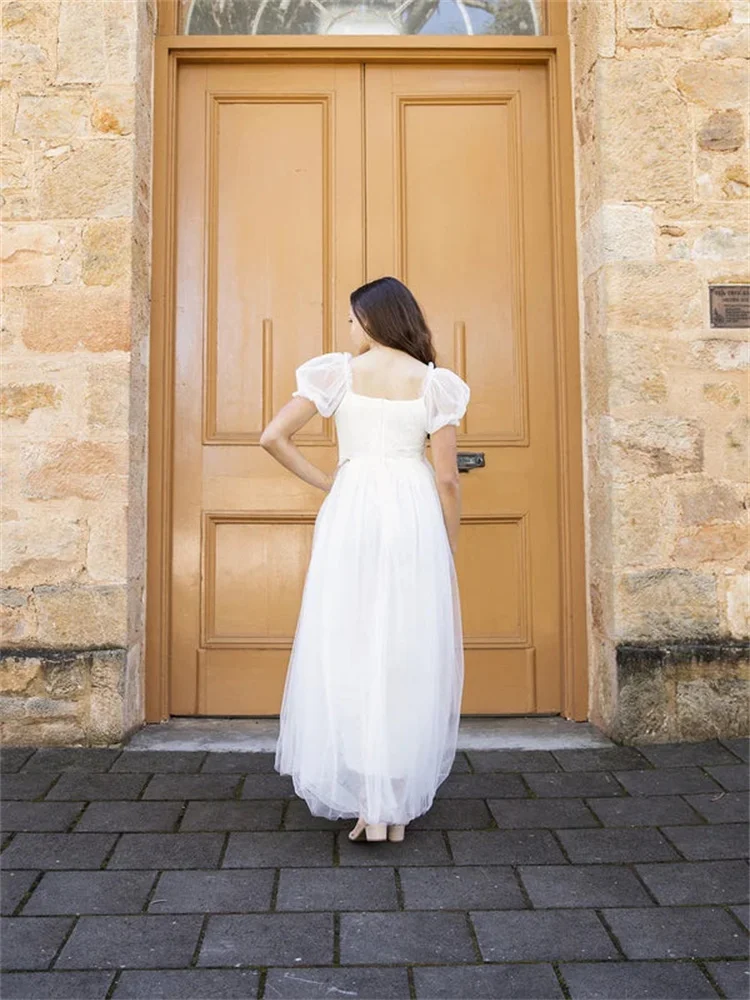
457,452,485,473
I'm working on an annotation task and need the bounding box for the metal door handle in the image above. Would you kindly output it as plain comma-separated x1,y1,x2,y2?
457,452,485,473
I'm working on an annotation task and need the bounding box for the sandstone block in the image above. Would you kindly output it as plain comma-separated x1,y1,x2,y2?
23,439,128,501
1,383,60,421
604,416,704,480
698,110,745,151
39,140,133,218
616,568,720,640
82,219,132,286
703,380,742,407
676,60,749,108
22,287,130,352
33,585,128,647
15,92,89,140
654,0,731,29
605,262,703,330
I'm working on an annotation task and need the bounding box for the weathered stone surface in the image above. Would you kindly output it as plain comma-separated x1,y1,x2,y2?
23,440,128,501
605,263,703,330
691,339,749,371
698,110,745,152
677,481,745,525
724,573,750,637
675,61,749,109
616,569,720,641
604,416,704,481
0,657,40,695
39,141,133,219
703,381,742,408
654,1,732,30
33,586,128,648
82,219,132,286
1,384,60,421
23,287,131,352
673,523,748,563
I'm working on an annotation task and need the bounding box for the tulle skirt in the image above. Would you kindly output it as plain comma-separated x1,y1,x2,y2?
273,453,465,825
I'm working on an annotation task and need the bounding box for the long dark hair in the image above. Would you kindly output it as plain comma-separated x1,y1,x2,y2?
350,276,437,366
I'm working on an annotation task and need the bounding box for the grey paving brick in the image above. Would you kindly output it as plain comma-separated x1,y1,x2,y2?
705,960,750,1000
141,774,240,799
409,798,493,829
56,914,204,969
180,799,283,831
0,833,116,870
450,751,472,773
471,908,618,961
282,799,350,830
685,790,749,823
74,801,182,832
197,912,333,966
557,827,680,863
1,870,39,915
732,903,750,930
413,964,564,999
0,773,58,799
636,740,740,768
0,916,73,970
340,911,475,964
551,747,650,771
265,967,409,999
201,751,276,773
488,797,599,829
661,822,749,860
22,871,157,915
109,751,207,772
107,832,224,869
338,830,451,866
21,750,120,772
635,859,750,905
0,747,35,773
113,969,261,999
148,869,274,912
585,794,703,826
448,830,567,865
523,771,627,797
0,801,83,832
602,905,749,959
435,773,527,798
240,774,296,798
519,864,654,908
615,766,723,796
466,749,560,772
559,960,719,999
720,737,750,763
45,774,147,801
0,971,115,999
707,764,750,792
400,865,523,910
223,831,333,867
276,866,397,911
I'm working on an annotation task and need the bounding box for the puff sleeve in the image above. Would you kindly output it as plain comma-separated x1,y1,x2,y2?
424,367,471,435
291,352,349,417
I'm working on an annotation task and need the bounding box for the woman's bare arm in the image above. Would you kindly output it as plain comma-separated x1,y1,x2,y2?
429,425,462,555
260,398,334,492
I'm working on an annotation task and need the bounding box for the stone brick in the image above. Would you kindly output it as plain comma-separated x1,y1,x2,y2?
23,287,130,352
676,61,749,108
654,0,732,29
0,384,60,422
698,110,745,152
616,569,720,640
33,586,128,647
82,219,132,286
23,440,128,501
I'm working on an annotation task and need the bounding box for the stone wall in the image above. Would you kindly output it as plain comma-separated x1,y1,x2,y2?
1,0,155,744
568,0,750,741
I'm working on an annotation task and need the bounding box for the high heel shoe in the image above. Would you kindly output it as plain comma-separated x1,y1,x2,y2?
348,817,387,842
387,824,406,842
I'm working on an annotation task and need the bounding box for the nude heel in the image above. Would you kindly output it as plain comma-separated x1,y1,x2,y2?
348,818,387,842
387,824,406,842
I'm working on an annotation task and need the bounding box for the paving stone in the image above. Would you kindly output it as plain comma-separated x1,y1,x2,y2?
685,791,749,823
276,866,397,910
488,797,599,829
465,749,561,772
0,801,84,832
523,771,627,797
602,905,749,959
615,766,727,796
22,750,120,772
635,860,750,905
239,774,297,798
720,737,750,763
732,903,750,930
559,960,719,999
409,798,493,829
22,871,157,915
705,960,750,1000
56,914,204,969
556,827,680,863
470,909,618,961
265,967,409,999
0,748,36,773
46,774,147,801
282,800,350,830
400,865,523,910
585,794,703,826
180,799,283,831
141,774,240,799
339,911,476,964
197,913,333,966
200,751,276,773
338,830,451,866
148,869,274,913
74,801,182,833
0,916,73,969
435,773,527,798
450,751,472,773
223,831,332,867
109,751,207,773
0,773,58,799
0,833,116,870
1,870,39,915
413,964,564,999
113,969,261,999
518,864,653,908
661,822,749,860
551,747,650,771
636,740,740,768
707,765,750,792
0,971,115,998
107,833,224,869
448,830,567,865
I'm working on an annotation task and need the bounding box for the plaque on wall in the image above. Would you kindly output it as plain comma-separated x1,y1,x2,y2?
709,284,749,329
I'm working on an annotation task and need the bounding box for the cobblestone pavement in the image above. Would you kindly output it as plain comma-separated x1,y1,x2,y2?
0,738,748,999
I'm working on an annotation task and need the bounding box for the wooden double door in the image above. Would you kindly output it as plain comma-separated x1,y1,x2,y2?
169,59,572,717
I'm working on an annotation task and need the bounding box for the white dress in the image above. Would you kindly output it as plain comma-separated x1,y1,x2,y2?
273,350,471,825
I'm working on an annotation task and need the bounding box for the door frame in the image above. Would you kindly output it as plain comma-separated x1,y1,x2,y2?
146,14,588,723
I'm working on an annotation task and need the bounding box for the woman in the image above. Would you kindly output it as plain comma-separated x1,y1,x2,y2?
260,276,470,843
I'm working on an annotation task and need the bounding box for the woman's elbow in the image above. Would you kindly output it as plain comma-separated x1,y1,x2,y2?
259,427,280,450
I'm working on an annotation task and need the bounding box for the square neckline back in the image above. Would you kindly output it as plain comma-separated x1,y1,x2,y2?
343,351,435,404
